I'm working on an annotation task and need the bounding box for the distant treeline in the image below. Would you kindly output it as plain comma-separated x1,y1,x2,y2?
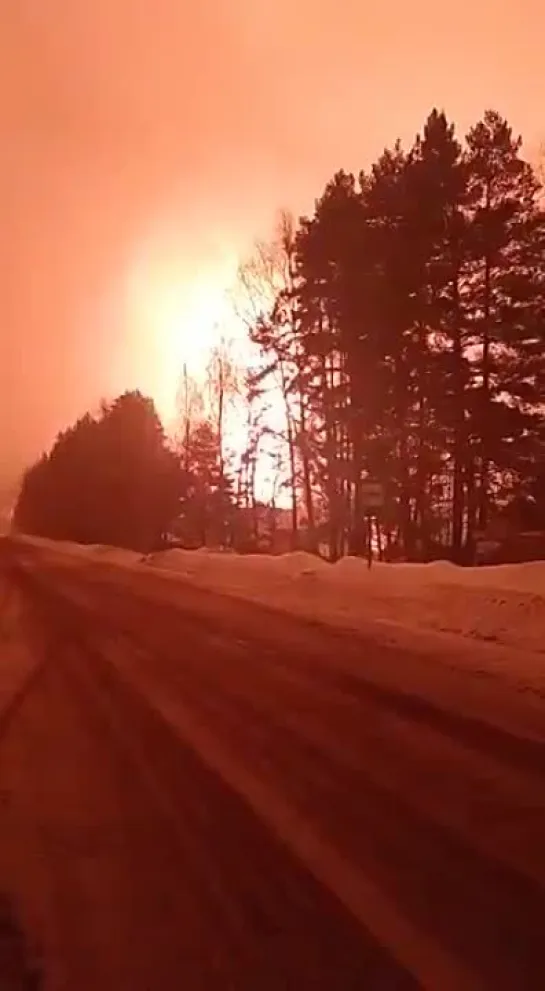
14,393,181,551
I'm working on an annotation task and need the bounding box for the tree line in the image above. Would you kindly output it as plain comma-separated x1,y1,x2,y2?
13,374,263,554
241,108,545,561
13,108,545,561
14,393,182,551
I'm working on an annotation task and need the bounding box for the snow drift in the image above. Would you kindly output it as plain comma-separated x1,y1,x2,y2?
142,548,545,657
14,536,545,659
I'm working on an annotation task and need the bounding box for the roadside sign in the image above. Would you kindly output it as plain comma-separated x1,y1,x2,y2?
361,480,385,511
361,480,384,569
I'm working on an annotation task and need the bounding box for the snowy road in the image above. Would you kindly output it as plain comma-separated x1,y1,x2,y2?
1,537,545,990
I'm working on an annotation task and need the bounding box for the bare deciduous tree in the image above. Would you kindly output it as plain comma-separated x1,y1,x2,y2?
235,211,317,551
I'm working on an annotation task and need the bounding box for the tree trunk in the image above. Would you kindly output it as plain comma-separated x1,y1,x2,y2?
279,359,298,549
397,431,412,557
298,392,316,548
478,250,492,532
346,347,366,557
415,392,429,547
321,353,342,561
451,271,465,560
249,456,259,542
465,454,477,562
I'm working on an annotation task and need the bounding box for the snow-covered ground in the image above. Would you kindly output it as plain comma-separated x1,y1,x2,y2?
140,548,545,658
18,536,143,568
13,536,545,675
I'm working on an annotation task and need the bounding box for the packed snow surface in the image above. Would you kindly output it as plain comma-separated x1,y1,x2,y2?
140,548,545,656
14,537,545,680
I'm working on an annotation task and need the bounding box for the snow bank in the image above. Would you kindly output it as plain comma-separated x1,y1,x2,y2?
17,535,142,567
84,544,144,566
144,548,545,657
144,548,328,585
16,536,545,660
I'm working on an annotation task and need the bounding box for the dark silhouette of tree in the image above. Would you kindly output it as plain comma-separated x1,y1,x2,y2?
465,110,545,533
13,392,183,552
238,212,319,551
506,460,545,529
234,371,267,548
174,417,237,548
173,363,239,548
283,108,544,561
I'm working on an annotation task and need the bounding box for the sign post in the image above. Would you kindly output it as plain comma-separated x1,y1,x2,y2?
360,480,385,569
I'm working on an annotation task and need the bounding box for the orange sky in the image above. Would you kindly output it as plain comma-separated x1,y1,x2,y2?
0,0,543,482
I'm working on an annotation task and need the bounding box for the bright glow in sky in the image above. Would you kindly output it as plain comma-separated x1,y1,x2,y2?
125,251,242,424
1,0,544,484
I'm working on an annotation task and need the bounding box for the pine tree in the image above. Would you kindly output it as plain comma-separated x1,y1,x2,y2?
13,392,183,551
176,418,236,548
406,110,471,557
300,169,392,556
465,110,545,530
